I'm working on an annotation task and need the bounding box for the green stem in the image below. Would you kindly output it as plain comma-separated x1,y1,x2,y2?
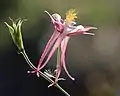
21,50,70,96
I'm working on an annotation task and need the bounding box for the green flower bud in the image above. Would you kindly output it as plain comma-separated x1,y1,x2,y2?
5,17,27,51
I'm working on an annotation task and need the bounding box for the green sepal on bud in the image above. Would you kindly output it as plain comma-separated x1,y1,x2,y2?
5,17,27,51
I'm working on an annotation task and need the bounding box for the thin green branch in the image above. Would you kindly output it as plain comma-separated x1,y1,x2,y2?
20,50,70,96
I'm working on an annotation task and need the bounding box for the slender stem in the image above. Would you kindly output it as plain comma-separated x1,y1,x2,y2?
21,51,35,69
20,50,70,96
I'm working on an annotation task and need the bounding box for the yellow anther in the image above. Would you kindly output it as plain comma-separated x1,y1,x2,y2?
65,9,78,24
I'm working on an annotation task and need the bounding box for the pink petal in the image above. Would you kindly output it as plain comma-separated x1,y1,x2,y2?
82,26,97,31
67,26,97,36
37,30,60,69
54,22,64,33
38,33,67,71
62,55,75,80
61,37,75,80
37,11,64,71
83,32,95,35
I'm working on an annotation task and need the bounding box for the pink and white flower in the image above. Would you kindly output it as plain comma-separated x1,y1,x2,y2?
32,9,97,85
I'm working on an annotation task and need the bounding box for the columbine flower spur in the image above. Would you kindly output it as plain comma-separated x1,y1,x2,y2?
31,9,97,86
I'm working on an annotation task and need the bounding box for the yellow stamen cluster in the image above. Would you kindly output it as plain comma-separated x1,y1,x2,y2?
65,9,78,24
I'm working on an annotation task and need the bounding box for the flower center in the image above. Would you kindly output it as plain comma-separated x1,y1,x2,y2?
65,9,78,24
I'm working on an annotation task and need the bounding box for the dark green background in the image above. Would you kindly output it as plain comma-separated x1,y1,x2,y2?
0,0,120,96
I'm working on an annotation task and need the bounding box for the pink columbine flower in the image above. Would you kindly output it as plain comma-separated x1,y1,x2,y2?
32,9,97,85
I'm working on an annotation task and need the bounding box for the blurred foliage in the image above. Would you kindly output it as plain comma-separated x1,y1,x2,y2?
0,0,120,96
